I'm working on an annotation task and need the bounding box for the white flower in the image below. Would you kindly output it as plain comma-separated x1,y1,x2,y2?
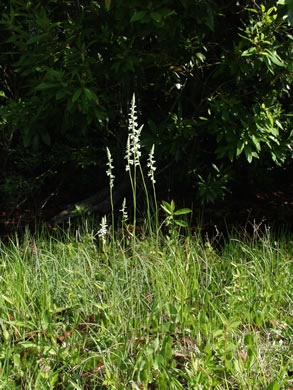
147,144,156,184
125,94,142,171
120,197,128,222
125,136,132,172
106,147,115,189
97,215,107,245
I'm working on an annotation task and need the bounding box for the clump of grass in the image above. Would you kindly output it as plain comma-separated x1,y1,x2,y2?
0,96,292,389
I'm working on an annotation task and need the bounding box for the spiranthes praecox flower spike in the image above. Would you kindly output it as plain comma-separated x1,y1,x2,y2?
106,147,115,189
98,215,107,245
147,144,156,184
120,197,128,222
125,94,142,171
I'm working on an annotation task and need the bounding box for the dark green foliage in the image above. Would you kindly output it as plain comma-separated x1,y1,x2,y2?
0,0,292,207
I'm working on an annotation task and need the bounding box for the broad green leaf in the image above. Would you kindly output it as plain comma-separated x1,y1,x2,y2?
170,200,175,212
130,11,147,23
175,220,188,227
84,88,97,101
244,334,254,347
72,88,82,103
227,320,241,329
251,136,261,152
35,83,57,91
266,382,280,390
196,52,206,62
213,329,224,338
241,47,256,57
244,145,253,163
275,119,283,129
236,141,244,156
13,354,21,368
173,208,192,216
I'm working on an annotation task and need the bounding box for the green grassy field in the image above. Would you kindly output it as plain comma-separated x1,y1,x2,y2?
0,220,292,389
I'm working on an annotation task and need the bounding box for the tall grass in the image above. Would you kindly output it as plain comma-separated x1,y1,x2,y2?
0,223,292,389
0,96,292,389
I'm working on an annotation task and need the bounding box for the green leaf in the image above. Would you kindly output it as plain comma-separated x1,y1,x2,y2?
227,320,241,329
159,8,174,17
244,334,254,347
195,52,206,62
265,50,285,67
130,11,147,23
72,88,82,103
27,34,48,45
173,208,192,216
13,353,21,368
161,335,173,361
241,47,257,57
84,88,97,101
236,141,244,156
35,83,57,91
20,341,37,348
56,89,67,100
151,12,162,23
1,294,14,304
244,145,253,163
41,310,50,330
161,200,172,214
170,200,175,212
245,8,258,13
175,220,188,227
161,204,172,215
266,382,280,390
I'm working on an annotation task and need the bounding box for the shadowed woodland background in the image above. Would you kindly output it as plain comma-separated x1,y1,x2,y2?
0,0,292,231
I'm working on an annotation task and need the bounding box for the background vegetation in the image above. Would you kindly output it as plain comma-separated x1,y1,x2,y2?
0,0,292,215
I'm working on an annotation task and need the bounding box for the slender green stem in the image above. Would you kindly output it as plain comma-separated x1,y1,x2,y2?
138,164,152,235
